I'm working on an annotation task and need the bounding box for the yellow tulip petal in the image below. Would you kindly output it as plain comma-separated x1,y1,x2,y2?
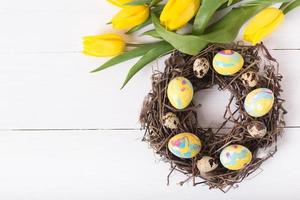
243,7,285,45
169,0,199,30
252,14,284,45
160,0,200,30
160,0,177,23
107,0,132,7
82,33,125,57
112,5,150,30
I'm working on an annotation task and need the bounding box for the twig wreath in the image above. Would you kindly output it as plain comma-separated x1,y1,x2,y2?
140,43,286,191
83,0,299,192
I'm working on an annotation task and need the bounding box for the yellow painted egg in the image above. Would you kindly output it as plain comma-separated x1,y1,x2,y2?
244,88,274,117
167,77,194,109
220,144,252,170
168,133,202,159
213,50,244,75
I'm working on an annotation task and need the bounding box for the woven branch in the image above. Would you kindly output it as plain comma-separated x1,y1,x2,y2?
140,43,286,191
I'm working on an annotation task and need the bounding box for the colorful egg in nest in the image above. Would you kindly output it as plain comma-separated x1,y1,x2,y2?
213,50,244,75
167,77,194,109
220,144,252,170
244,88,274,117
168,133,202,159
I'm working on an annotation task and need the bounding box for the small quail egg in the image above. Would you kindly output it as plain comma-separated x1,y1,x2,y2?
240,71,259,87
193,58,210,79
247,121,267,138
197,156,218,173
162,112,180,129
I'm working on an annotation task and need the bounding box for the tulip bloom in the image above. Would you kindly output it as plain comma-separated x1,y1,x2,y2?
160,0,200,31
243,7,285,45
107,0,132,7
82,34,125,57
112,5,150,30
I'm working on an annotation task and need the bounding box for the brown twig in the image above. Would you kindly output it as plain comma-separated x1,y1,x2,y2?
139,43,286,191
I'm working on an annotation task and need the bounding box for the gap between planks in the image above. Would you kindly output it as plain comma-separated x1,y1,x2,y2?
0,126,299,132
0,49,299,55
0,48,298,133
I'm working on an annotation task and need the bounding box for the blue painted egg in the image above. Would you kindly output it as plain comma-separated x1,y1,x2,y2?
168,133,202,159
220,144,252,170
213,50,244,75
244,88,274,117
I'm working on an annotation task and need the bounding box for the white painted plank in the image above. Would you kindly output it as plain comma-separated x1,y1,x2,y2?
0,129,298,199
0,1,149,53
0,0,299,129
0,1,299,53
0,50,298,129
0,52,153,129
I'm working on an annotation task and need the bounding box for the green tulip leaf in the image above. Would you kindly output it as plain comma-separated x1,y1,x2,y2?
227,0,234,6
243,0,291,6
219,0,242,9
280,0,300,14
91,41,168,73
121,43,173,89
152,0,291,55
141,29,162,38
202,5,269,43
126,18,152,34
193,0,251,35
126,0,162,6
152,14,209,55
150,0,163,6
125,0,152,5
193,0,228,35
202,0,292,42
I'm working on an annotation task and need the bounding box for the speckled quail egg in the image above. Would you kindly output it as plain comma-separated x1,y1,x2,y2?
247,121,267,138
193,58,210,79
162,112,180,129
240,71,259,87
197,156,218,173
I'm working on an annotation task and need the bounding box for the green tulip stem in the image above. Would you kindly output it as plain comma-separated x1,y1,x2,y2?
126,43,146,47
280,0,300,14
150,0,162,7
280,0,296,11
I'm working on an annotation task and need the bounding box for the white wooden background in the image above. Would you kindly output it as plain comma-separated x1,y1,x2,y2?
0,0,300,199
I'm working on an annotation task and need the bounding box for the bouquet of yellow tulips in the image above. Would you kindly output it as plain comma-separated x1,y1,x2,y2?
83,0,300,88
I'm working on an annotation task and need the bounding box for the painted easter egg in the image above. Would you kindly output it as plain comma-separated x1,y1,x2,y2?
244,88,274,117
167,77,194,109
220,144,252,170
168,133,201,159
213,50,244,75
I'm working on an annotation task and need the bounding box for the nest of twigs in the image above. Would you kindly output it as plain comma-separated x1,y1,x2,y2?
139,42,287,192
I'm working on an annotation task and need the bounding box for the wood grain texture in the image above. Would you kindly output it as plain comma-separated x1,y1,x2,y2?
0,1,299,129
0,0,299,199
0,129,298,199
0,50,298,129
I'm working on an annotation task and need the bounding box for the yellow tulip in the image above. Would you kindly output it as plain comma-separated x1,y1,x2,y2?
107,0,132,7
112,5,150,30
82,34,125,57
160,0,200,31
243,7,285,45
